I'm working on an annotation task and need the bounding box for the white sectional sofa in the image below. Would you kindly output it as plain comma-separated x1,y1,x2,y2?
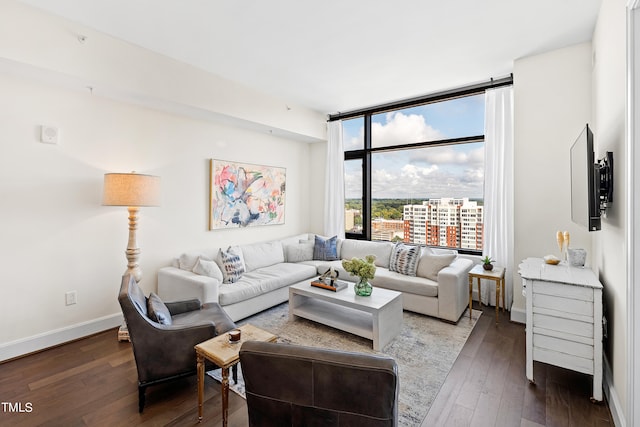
157,233,474,323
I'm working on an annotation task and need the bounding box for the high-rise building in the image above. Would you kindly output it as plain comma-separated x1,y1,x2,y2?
460,202,483,250
403,198,483,249
345,209,359,233
371,218,404,241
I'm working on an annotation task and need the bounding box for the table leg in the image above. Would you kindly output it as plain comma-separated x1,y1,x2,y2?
197,352,204,422
495,280,500,324
221,366,230,427
501,277,506,313
468,275,473,319
477,278,482,307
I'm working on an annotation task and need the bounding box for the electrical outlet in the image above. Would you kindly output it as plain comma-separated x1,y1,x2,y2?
65,291,77,306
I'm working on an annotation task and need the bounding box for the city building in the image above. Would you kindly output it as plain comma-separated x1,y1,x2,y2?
371,218,404,241
403,198,483,249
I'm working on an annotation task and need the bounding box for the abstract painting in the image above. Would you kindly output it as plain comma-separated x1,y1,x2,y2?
210,159,286,230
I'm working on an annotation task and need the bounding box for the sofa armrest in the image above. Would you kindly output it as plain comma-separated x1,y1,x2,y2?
157,266,220,304
436,257,473,322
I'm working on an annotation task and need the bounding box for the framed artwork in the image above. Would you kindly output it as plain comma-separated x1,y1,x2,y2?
209,159,286,230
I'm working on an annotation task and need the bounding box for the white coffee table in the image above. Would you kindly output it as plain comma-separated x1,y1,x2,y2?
289,281,403,351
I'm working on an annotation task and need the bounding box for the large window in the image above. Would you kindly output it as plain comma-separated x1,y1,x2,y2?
340,89,492,253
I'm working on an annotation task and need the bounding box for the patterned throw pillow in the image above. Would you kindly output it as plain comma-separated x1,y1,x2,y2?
313,235,339,261
147,292,172,325
389,243,420,276
219,248,246,283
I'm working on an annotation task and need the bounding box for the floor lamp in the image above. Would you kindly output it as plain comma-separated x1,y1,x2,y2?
103,172,160,341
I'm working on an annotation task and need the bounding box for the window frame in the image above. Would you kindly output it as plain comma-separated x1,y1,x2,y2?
333,76,513,254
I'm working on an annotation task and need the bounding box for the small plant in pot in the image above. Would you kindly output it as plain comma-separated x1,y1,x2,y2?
482,256,495,271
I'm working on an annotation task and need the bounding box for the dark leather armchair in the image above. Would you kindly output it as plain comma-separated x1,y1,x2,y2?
239,341,399,427
118,274,236,412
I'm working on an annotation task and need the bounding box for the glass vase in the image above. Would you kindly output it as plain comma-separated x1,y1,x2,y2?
354,277,373,296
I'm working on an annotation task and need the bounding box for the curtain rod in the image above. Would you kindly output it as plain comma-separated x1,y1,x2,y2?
327,74,513,122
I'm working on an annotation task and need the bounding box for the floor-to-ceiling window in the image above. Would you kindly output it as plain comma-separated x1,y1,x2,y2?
335,79,511,254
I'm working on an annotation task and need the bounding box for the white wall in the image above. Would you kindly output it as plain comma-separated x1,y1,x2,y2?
592,0,627,419
0,2,328,360
0,72,323,358
0,1,326,143
512,43,593,321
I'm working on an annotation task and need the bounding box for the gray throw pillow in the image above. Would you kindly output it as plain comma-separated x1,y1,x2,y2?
284,242,314,262
147,292,172,325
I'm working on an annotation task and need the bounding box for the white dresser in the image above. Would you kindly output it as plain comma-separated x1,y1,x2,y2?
519,257,603,402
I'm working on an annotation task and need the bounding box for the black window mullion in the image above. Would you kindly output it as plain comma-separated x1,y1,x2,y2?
362,114,372,241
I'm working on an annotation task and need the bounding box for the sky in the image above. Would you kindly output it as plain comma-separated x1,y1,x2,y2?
343,94,486,200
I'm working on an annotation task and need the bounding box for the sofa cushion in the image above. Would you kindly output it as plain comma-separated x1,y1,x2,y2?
313,235,339,261
372,269,438,298
241,240,285,272
192,257,224,282
416,252,457,281
147,292,172,325
284,242,314,262
389,243,420,276
218,263,318,306
218,247,246,283
340,240,393,269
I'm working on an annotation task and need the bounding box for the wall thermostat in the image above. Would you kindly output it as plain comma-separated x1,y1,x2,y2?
40,125,59,144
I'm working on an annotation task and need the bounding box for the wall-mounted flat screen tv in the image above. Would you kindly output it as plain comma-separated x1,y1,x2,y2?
570,124,600,231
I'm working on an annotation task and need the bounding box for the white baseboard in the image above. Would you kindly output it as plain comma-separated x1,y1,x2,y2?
603,353,626,427
0,313,123,362
510,305,526,323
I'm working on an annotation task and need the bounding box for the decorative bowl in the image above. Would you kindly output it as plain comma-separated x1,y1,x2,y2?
543,255,560,265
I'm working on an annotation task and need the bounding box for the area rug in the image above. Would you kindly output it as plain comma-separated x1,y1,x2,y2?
208,302,481,426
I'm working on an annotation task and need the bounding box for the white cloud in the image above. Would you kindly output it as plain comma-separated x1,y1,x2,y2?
343,112,485,199
372,112,443,146
410,145,484,167
369,159,483,199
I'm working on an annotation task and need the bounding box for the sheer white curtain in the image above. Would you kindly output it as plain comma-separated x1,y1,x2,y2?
324,120,345,238
482,86,514,309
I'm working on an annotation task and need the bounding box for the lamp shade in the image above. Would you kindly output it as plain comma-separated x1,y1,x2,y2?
103,173,161,207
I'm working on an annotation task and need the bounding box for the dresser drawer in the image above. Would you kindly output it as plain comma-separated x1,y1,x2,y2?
533,333,594,360
533,347,594,375
532,293,593,317
533,280,593,301
533,313,593,338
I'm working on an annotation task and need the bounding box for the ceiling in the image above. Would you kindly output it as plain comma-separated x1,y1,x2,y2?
19,0,602,115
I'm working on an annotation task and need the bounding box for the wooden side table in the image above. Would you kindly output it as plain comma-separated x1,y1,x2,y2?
468,264,506,324
195,324,277,426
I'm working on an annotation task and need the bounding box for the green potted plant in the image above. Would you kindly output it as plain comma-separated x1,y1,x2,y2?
482,256,495,271
342,255,376,296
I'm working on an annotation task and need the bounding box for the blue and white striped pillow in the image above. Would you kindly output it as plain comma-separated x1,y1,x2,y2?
389,243,420,276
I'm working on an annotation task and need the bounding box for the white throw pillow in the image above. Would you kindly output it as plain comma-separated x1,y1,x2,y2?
416,253,457,281
284,242,314,262
178,252,206,271
192,257,224,282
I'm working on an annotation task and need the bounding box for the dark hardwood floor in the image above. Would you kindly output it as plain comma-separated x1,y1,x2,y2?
0,305,613,426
